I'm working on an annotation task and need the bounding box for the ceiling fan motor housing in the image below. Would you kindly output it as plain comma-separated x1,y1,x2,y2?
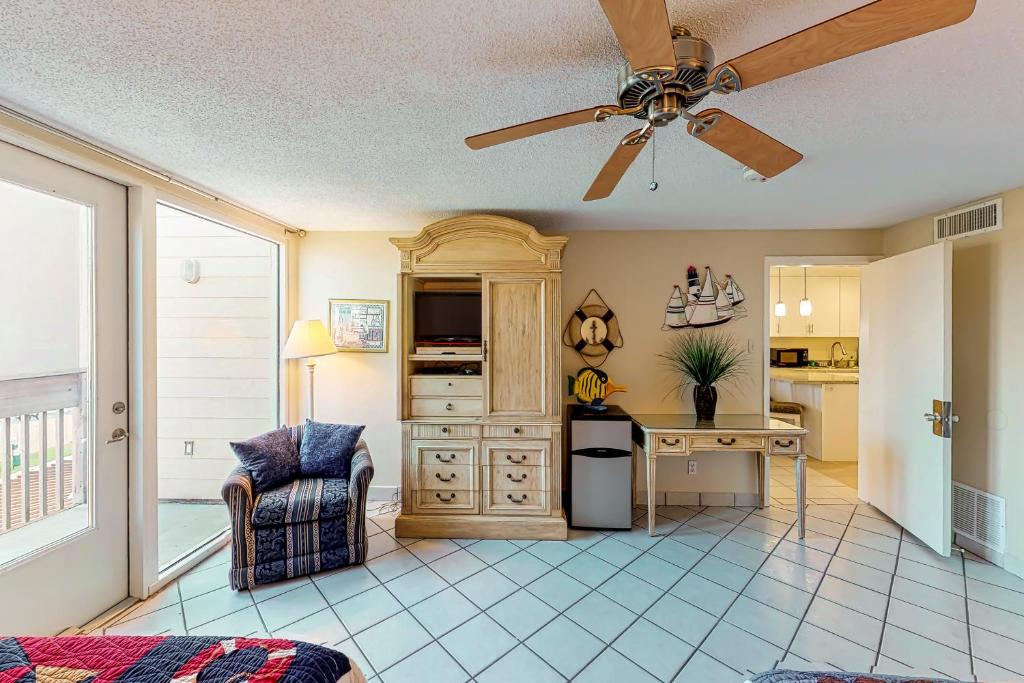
616,27,715,124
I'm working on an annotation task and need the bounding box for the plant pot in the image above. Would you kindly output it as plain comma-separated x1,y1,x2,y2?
693,384,718,421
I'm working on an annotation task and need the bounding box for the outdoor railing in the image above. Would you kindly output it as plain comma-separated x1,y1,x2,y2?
0,371,86,532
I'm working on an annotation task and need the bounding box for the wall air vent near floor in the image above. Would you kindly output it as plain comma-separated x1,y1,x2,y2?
934,197,1002,242
952,480,1006,553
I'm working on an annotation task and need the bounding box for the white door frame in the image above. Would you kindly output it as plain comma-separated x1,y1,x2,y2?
0,107,300,607
761,255,878,419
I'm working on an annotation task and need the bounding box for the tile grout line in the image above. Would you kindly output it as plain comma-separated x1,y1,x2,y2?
777,504,858,670
869,524,904,672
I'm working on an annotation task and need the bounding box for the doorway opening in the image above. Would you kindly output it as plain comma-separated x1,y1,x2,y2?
155,203,281,572
763,256,871,505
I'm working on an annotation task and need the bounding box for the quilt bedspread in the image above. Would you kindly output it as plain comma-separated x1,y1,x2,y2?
0,635,366,683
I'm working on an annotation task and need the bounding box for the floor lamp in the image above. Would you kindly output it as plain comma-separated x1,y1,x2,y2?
283,320,338,420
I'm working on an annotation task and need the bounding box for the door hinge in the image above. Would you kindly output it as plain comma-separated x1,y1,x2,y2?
924,399,959,438
482,340,488,361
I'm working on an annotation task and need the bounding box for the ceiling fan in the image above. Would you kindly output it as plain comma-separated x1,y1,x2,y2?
464,0,976,201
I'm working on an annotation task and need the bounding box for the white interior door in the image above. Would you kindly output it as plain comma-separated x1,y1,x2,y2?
859,241,953,556
0,140,129,633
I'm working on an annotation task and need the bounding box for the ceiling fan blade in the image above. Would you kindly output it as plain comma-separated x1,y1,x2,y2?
597,0,677,74
687,109,802,178
709,0,976,90
465,106,613,150
583,129,649,202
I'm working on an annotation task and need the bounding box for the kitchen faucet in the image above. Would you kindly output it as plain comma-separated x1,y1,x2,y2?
829,340,848,368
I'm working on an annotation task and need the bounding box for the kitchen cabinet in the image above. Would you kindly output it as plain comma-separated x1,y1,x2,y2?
770,272,859,338
839,276,860,337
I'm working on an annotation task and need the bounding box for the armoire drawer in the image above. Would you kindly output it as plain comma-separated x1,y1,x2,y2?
689,435,767,451
419,464,475,491
410,376,482,398
483,424,552,439
413,489,478,514
413,440,476,467
486,446,548,467
411,398,482,417
486,465,546,492
483,489,549,515
411,424,480,439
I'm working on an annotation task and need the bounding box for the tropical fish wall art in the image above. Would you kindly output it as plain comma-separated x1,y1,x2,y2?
568,368,627,409
662,266,746,330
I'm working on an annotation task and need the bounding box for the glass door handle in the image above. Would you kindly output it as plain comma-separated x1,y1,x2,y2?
106,427,129,444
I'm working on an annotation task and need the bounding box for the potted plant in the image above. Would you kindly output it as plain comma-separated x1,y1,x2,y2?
660,329,747,420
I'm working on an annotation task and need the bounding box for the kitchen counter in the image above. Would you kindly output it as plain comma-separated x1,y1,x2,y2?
770,368,859,384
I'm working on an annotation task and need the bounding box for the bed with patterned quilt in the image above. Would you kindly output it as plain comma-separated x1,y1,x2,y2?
0,635,366,682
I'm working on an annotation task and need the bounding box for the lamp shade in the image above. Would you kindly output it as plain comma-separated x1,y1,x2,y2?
283,320,337,359
799,298,813,317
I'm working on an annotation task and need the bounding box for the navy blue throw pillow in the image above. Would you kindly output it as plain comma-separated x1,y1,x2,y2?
230,426,300,492
299,419,365,479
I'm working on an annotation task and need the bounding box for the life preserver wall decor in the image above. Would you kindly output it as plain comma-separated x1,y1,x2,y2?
562,288,624,368
663,265,746,330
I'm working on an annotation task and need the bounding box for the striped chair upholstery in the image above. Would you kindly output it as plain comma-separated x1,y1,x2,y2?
222,429,374,591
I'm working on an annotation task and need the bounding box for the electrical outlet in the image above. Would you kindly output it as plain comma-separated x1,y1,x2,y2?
688,460,697,475
184,440,194,457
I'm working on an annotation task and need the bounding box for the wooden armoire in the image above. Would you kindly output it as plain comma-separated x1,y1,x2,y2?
389,215,569,540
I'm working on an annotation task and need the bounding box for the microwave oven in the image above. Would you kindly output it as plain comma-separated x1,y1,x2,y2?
770,348,809,367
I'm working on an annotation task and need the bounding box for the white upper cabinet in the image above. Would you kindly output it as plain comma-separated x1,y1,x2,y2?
806,276,840,337
839,275,861,337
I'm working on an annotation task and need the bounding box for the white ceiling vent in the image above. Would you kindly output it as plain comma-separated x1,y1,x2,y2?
934,197,1002,242
952,481,1006,553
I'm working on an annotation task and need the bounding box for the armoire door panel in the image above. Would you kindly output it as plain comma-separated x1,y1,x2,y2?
483,275,546,417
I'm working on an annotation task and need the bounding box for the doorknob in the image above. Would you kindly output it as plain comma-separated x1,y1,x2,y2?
106,427,129,444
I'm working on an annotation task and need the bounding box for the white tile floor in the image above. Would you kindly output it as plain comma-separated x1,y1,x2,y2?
100,460,1024,682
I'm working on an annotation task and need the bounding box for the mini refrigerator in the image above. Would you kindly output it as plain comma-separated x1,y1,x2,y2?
569,404,632,530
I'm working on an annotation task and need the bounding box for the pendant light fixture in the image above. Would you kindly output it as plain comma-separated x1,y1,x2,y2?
774,267,786,317
799,266,813,317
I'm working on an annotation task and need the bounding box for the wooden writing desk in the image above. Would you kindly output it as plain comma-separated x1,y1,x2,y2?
631,414,809,538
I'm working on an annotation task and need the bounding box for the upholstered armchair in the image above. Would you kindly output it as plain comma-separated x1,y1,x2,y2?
222,427,374,590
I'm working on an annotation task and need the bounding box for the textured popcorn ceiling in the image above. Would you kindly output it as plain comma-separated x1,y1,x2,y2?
0,1,1022,231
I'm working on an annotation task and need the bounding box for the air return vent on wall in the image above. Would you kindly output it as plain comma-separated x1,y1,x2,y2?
934,197,1002,242
952,481,1006,553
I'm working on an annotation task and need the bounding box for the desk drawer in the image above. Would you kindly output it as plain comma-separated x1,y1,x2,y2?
689,435,767,451
413,489,478,514
411,398,482,418
769,436,801,455
410,376,482,398
653,434,686,453
419,464,475,491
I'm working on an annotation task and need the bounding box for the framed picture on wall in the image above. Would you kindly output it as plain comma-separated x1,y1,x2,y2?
328,299,389,352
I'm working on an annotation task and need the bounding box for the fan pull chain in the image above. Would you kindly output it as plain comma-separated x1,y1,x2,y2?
649,130,658,191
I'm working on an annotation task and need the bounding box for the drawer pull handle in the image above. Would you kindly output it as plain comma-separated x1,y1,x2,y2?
445,402,454,411
506,473,528,483
441,426,449,434
661,438,681,446
717,437,736,445
436,472,456,482
513,427,521,434
435,492,456,502
436,453,456,463
506,454,527,464
774,439,794,447
506,494,528,503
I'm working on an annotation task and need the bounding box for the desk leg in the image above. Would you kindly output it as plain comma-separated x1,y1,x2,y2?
646,453,657,536
796,455,807,538
758,453,771,509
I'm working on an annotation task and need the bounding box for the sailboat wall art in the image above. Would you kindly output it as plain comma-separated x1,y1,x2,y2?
662,265,746,330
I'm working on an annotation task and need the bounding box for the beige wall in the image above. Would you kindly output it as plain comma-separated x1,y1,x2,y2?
883,187,1024,577
294,227,881,500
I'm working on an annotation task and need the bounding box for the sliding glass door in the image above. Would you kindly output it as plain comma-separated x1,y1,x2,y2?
0,140,129,634
156,203,280,571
